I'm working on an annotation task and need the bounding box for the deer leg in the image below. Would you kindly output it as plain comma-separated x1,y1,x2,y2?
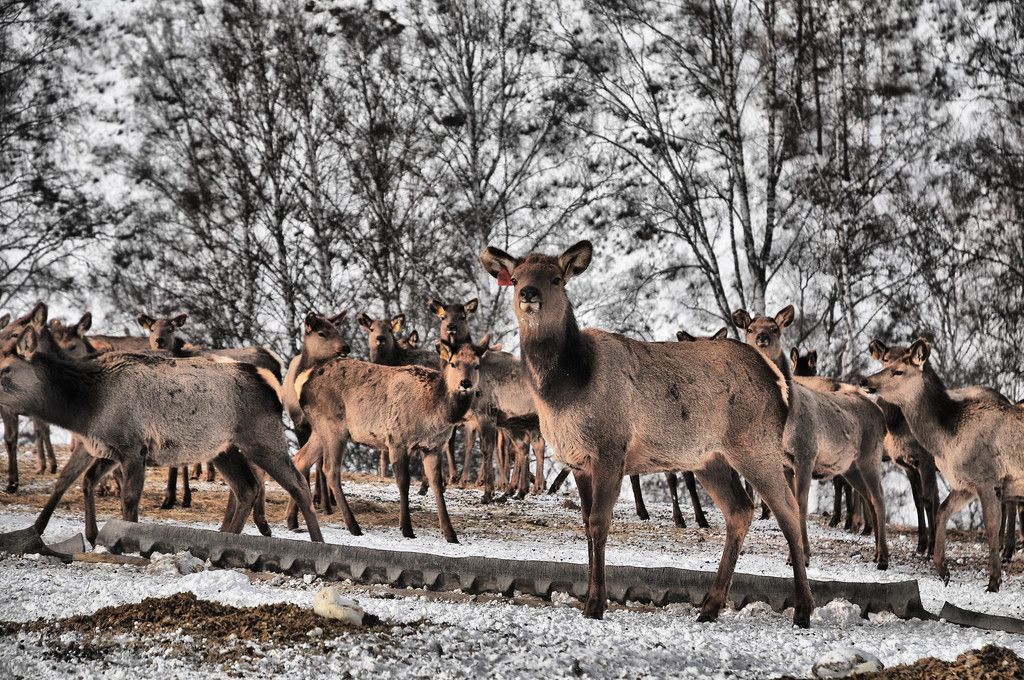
423,450,457,543
580,466,622,620
249,443,324,543
903,463,928,555
285,436,321,531
318,464,334,514
445,429,460,485
516,441,529,500
211,449,260,533
33,442,94,534
829,477,844,527
33,419,45,474
666,473,686,528
119,453,147,524
324,435,361,536
1002,501,1017,563
573,469,595,603
918,457,939,558
478,421,498,504
161,466,178,509
933,488,974,585
738,459,813,628
82,457,119,545
191,463,202,480
205,463,216,482
34,419,54,474
793,460,814,565
461,424,477,487
179,466,191,508
845,466,889,569
3,409,19,492
548,467,570,495
694,459,754,623
630,475,650,520
842,480,857,532
392,448,415,539
685,471,709,529
532,435,546,494
978,487,1003,592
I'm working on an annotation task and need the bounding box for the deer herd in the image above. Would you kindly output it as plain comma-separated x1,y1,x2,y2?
1,240,1023,629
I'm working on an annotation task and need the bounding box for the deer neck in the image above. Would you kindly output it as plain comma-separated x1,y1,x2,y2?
433,373,475,424
519,305,594,409
896,366,962,458
24,354,103,434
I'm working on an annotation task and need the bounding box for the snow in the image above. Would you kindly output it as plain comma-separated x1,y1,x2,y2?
3,475,1024,677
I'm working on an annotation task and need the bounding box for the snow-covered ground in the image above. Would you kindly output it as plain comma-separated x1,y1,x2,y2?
3,454,1024,678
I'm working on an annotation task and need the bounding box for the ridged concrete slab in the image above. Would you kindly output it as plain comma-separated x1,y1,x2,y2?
95,519,929,619
939,602,1024,634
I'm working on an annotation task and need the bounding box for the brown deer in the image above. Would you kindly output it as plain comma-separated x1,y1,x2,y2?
480,241,813,626
288,337,489,542
0,321,323,550
868,340,1014,561
283,311,350,514
732,306,889,570
627,328,725,529
0,305,59,491
428,298,482,485
861,339,1024,591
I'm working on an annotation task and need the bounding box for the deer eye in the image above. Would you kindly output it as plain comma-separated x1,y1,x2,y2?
893,370,905,376
510,277,518,285
552,276,563,285
771,326,779,334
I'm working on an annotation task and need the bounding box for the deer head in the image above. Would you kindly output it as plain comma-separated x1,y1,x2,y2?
304,311,351,360
138,313,188,351
732,305,795,364
428,298,478,343
861,338,931,402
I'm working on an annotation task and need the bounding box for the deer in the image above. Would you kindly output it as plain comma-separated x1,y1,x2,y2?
0,305,60,491
626,328,726,530
732,306,889,570
428,298,483,485
136,311,285,504
479,241,814,627
861,339,1024,591
0,318,323,553
283,311,351,514
287,336,489,543
868,339,1014,561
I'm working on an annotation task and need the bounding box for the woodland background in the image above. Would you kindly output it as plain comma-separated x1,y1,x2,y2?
2,0,1022,399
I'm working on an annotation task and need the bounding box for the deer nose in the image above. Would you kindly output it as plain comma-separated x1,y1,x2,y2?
375,335,386,344
156,338,167,349
341,344,351,356
459,379,473,389
520,286,540,303
756,332,770,345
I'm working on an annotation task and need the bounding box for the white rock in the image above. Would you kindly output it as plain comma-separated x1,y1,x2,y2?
313,585,365,626
811,647,884,678
811,598,863,628
146,550,204,576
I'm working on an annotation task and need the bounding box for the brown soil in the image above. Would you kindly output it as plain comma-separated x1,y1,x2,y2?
780,645,1024,679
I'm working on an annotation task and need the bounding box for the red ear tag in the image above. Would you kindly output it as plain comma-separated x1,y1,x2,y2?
497,268,512,287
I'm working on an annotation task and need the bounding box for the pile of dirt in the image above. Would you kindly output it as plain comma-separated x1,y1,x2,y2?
3,592,383,644
863,645,1024,679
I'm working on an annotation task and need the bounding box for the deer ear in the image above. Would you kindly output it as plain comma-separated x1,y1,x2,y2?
428,299,446,318
909,338,930,367
16,326,38,360
305,312,324,335
480,246,518,280
868,339,887,361
775,305,795,328
171,314,188,328
731,309,752,330
137,314,154,331
463,298,479,315
77,312,92,333
712,327,728,340
0,313,9,330
808,350,817,368
437,340,453,363
391,314,405,333
558,241,593,282
357,313,372,331
790,348,799,366
676,330,695,342
29,302,48,327
406,330,419,347
474,332,493,357
329,310,347,325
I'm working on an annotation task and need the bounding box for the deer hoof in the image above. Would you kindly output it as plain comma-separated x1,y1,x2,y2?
876,559,889,571
347,524,363,537
987,578,1001,593
445,533,459,544
581,599,605,620
159,498,175,510
793,611,811,629
258,522,272,537
5,482,17,493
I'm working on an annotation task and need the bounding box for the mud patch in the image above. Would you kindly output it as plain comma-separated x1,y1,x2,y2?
780,645,1024,679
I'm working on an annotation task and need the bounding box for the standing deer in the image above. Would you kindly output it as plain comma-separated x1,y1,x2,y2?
861,339,1024,591
428,298,482,485
732,307,889,570
283,311,350,514
480,241,813,626
0,322,323,551
869,340,1014,560
0,305,59,491
627,328,725,530
288,337,489,542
